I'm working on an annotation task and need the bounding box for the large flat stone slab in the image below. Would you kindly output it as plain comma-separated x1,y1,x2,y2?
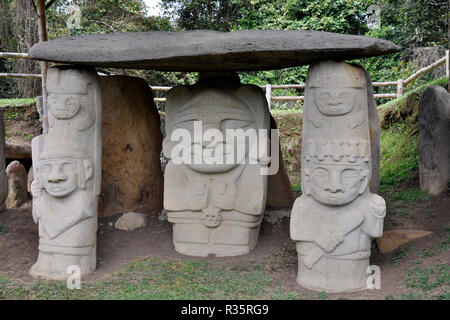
28,30,400,71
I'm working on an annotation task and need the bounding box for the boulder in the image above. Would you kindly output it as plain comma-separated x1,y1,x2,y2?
0,109,6,208
418,86,450,196
5,160,28,208
29,30,400,71
98,75,163,218
114,212,147,231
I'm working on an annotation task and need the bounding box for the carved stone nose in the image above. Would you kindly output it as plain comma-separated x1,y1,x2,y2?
48,167,67,183
326,172,343,193
326,186,343,193
48,175,66,183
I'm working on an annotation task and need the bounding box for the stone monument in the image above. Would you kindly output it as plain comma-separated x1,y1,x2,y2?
164,73,270,257
418,85,450,196
290,61,386,292
0,108,7,210
99,75,163,217
30,66,102,280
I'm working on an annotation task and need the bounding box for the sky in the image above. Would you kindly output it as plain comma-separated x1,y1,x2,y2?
143,0,163,16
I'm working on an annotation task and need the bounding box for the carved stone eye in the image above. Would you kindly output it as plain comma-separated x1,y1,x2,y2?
65,97,77,106
40,163,52,173
339,92,352,100
221,119,251,130
313,168,328,177
342,169,358,178
51,96,59,105
63,162,77,171
320,92,331,100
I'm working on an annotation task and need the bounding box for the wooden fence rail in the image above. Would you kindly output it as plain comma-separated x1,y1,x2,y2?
1,50,448,109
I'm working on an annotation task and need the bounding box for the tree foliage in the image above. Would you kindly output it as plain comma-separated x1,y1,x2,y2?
160,0,251,31
237,0,371,34
376,0,448,48
46,0,173,38
0,0,41,98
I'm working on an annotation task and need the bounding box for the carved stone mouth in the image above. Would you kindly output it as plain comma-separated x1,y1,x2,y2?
202,207,222,228
203,218,221,228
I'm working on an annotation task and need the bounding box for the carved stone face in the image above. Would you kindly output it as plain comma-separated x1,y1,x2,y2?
39,158,79,197
48,93,82,119
315,88,355,116
307,162,366,206
173,101,256,174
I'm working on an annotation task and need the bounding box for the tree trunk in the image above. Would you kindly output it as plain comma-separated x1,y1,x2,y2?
36,0,48,133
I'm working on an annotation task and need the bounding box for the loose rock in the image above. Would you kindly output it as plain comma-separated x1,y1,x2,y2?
5,160,28,208
115,212,147,231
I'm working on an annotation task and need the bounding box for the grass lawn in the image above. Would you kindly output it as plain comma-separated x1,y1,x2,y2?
0,98,36,108
0,257,302,300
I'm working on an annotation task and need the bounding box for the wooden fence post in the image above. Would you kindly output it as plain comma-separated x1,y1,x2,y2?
36,0,49,133
396,79,404,98
265,84,272,110
446,50,449,92
446,50,449,78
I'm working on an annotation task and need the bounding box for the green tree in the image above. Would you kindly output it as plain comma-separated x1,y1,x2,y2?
160,0,251,31
376,0,448,48
237,0,373,34
46,0,173,38
0,0,41,98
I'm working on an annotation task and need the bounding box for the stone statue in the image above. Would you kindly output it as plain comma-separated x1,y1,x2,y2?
164,73,270,257
290,61,386,292
30,66,102,280
0,108,7,210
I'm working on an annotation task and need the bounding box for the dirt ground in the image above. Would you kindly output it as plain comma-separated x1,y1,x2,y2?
0,176,448,300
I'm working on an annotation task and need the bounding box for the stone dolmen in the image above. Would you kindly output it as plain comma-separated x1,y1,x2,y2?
28,30,399,290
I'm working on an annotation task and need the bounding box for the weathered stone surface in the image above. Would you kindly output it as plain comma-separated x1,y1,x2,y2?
5,161,28,208
27,166,33,193
98,75,163,218
266,116,295,208
115,212,147,231
29,30,401,72
164,72,270,257
30,66,102,280
418,86,450,196
5,142,32,160
290,61,386,293
0,109,7,209
376,230,432,254
365,69,381,193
